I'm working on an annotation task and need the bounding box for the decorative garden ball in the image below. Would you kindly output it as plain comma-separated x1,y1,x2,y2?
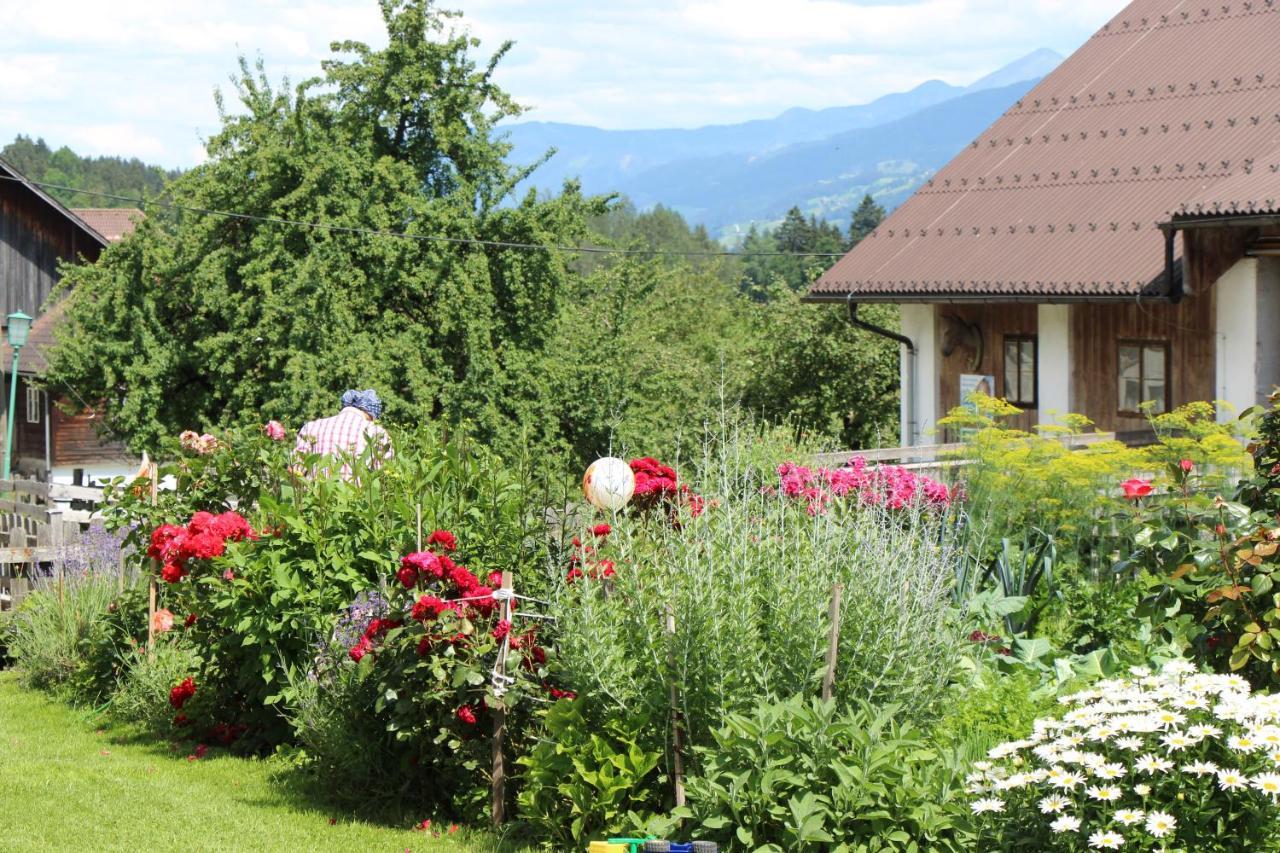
582,457,635,511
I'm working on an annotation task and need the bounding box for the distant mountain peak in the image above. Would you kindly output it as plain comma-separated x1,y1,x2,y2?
967,48,1064,92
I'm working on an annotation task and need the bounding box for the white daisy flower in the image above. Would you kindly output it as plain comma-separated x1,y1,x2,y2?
1182,760,1218,775
1088,829,1125,849
1133,783,1151,796
1134,754,1173,774
1218,770,1248,791
971,797,1004,814
1228,735,1260,752
1050,814,1082,833
1160,732,1193,751
1113,736,1143,751
1092,762,1126,780
1052,771,1086,790
1144,811,1176,838
1039,794,1070,814
1188,723,1221,739
1252,772,1280,798
1113,808,1145,825
1087,784,1122,802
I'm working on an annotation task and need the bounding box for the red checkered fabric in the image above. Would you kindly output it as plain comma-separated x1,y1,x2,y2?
294,407,393,478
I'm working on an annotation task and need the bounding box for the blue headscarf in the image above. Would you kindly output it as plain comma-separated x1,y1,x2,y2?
341,389,383,420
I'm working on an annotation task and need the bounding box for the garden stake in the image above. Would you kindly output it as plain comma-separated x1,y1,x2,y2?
822,583,843,702
146,459,158,654
491,569,513,826
666,605,686,808
415,503,422,552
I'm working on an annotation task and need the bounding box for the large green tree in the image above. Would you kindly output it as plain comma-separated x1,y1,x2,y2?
47,0,605,453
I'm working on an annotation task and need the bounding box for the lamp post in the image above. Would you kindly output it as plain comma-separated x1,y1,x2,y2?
2,311,33,482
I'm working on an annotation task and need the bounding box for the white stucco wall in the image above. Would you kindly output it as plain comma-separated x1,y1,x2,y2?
1037,304,1071,427
1256,256,1280,401
1215,257,1260,421
899,304,937,446
50,462,138,488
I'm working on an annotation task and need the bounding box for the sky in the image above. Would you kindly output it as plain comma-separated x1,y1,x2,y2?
0,0,1128,169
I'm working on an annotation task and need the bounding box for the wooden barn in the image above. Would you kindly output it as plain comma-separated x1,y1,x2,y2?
806,0,1280,445
0,157,139,484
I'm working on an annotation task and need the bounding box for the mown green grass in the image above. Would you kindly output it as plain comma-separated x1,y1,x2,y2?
0,671,498,852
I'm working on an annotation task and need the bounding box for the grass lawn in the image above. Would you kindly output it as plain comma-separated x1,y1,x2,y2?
0,671,498,852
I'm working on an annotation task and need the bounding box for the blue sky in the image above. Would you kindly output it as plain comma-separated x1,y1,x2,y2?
0,0,1126,168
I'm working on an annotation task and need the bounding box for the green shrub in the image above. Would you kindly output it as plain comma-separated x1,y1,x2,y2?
516,698,674,846
4,577,122,698
110,641,201,731
681,695,970,851
548,429,962,762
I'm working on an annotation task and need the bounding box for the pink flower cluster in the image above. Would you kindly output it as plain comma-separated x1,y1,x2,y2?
775,457,952,515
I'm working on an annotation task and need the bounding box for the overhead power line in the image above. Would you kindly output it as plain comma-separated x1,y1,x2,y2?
0,173,848,259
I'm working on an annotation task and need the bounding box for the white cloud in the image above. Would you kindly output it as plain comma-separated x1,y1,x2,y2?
0,0,1127,165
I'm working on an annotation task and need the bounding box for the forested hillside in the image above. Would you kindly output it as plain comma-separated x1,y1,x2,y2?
1,135,179,208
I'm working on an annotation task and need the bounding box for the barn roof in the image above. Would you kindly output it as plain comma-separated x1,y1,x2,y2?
0,157,108,250
807,0,1280,303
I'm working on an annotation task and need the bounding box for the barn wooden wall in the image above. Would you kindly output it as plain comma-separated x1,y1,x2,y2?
0,181,99,318
1070,296,1214,435
936,303,1038,435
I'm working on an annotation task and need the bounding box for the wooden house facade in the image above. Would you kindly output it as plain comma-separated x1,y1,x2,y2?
807,0,1280,444
0,158,138,484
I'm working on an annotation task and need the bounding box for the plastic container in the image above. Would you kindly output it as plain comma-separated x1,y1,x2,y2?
692,843,719,853
608,839,652,853
587,843,628,853
668,844,694,853
642,843,671,853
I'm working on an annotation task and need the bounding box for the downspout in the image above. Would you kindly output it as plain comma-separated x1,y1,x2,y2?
847,297,918,446
43,389,51,483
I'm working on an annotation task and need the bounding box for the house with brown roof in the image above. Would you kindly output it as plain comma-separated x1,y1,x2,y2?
806,0,1280,445
0,156,141,484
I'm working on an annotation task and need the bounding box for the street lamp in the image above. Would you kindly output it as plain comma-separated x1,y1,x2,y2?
3,311,34,482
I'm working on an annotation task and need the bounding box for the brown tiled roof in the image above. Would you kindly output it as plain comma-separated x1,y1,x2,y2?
70,208,143,242
1,301,67,376
808,0,1280,302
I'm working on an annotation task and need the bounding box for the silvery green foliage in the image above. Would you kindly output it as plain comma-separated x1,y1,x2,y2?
549,428,962,754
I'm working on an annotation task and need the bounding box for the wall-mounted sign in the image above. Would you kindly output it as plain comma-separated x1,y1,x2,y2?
959,373,995,411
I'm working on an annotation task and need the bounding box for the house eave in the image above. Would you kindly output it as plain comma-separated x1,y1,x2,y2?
800,291,1175,306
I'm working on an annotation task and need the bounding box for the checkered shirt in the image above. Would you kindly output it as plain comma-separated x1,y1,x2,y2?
294,407,393,478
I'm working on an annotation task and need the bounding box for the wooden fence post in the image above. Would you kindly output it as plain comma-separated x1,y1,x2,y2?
667,605,686,809
146,459,158,654
49,506,64,607
491,569,513,827
822,583,844,703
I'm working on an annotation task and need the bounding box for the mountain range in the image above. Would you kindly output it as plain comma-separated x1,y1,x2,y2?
503,48,1063,239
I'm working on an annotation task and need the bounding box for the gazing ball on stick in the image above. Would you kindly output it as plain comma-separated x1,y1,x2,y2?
582,457,635,511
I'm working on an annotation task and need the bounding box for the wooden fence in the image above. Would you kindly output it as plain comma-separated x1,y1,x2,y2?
813,431,1116,476
0,479,105,611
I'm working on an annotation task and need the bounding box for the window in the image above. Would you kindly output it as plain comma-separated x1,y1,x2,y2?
25,386,41,424
1002,335,1037,407
1118,341,1169,415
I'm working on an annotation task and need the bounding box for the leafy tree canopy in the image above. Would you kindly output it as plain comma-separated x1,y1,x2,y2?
46,1,899,462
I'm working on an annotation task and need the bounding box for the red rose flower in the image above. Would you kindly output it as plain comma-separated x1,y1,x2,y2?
469,586,497,616
411,595,448,621
179,531,226,562
1179,459,1194,473
160,561,185,584
147,524,186,562
402,551,443,580
492,619,511,641
169,677,197,709
348,637,372,662
416,636,433,656
488,571,503,587
173,713,190,727
456,704,477,725
184,613,198,628
426,530,457,552
592,523,611,537
1120,478,1154,499
566,567,584,583
396,565,418,589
